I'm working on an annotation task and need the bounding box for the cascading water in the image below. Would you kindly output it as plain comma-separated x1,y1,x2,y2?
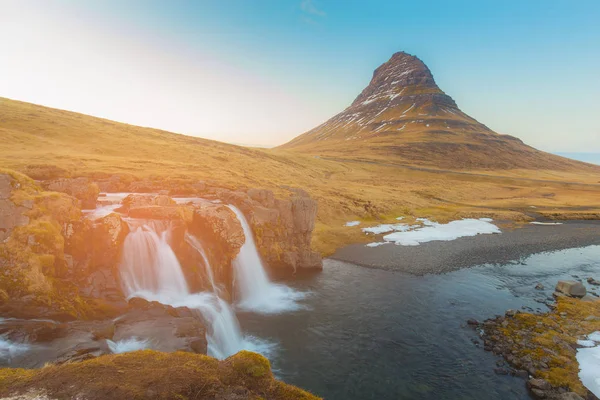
119,220,260,359
227,205,307,314
120,221,188,299
184,233,218,293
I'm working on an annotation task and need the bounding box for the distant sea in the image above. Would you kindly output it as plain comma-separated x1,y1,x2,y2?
555,152,600,166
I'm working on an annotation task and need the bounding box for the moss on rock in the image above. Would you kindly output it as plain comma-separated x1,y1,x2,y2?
0,350,320,400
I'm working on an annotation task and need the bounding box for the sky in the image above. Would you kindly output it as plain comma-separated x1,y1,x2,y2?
0,0,599,151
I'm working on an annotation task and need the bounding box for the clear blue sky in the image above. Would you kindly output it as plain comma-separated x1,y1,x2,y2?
1,0,599,151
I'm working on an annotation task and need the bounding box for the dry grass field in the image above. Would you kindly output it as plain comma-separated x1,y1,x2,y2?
1,97,599,255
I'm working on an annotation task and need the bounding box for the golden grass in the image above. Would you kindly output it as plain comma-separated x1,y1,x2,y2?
1,97,600,256
0,350,320,400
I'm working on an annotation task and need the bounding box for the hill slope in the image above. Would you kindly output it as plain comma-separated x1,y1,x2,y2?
279,52,598,172
1,95,600,256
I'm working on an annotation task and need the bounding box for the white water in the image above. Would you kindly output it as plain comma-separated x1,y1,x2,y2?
120,222,189,298
227,205,307,314
107,337,151,353
0,337,30,361
119,221,264,359
185,233,218,293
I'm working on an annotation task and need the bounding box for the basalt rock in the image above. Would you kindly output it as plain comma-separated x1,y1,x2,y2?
44,177,100,209
185,202,245,297
222,187,322,272
0,301,208,369
65,213,129,301
0,173,32,242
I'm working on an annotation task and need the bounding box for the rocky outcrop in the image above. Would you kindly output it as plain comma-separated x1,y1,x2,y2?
0,350,320,400
185,202,245,297
0,299,208,369
475,295,600,399
221,188,322,272
44,177,100,209
0,173,32,242
65,213,129,301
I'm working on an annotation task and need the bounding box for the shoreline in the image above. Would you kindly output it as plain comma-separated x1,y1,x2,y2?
331,220,600,275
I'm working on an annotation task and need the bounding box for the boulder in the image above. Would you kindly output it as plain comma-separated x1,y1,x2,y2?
587,277,600,286
44,177,99,209
555,281,586,298
527,378,552,391
113,300,207,355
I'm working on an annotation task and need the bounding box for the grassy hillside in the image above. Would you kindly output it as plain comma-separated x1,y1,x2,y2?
1,97,600,255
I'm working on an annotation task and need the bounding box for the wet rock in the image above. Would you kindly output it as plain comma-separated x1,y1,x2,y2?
535,283,545,290
587,277,600,286
185,202,245,297
530,388,546,398
527,378,552,391
513,370,529,379
494,367,509,375
558,393,585,400
113,301,207,354
505,309,519,317
467,318,479,326
44,177,99,209
555,281,586,298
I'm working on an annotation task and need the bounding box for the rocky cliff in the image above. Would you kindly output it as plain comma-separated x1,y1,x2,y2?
0,170,322,319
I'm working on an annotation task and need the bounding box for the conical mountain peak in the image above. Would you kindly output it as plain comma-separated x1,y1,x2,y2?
279,51,580,171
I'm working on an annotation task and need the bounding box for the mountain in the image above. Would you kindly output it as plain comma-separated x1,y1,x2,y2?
279,52,597,171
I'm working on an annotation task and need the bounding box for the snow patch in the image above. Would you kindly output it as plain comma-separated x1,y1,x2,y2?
383,218,500,246
362,223,412,235
577,332,600,397
345,221,361,227
530,222,563,226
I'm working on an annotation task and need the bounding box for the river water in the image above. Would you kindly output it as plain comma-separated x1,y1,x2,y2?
239,245,600,400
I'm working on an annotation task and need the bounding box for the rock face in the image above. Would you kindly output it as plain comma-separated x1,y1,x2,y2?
278,51,595,172
0,173,32,242
555,281,587,298
64,212,130,301
44,177,99,209
184,202,245,298
221,188,323,272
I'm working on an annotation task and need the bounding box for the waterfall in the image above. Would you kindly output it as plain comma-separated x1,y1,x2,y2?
184,233,217,293
119,220,251,359
227,205,307,314
120,222,188,299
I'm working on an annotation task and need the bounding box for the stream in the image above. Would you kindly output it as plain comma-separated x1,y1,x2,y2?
240,245,600,400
